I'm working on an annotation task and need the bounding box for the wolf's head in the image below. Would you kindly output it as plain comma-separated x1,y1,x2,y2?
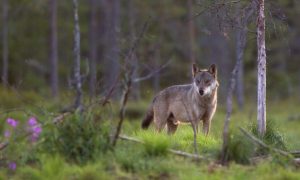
192,64,219,97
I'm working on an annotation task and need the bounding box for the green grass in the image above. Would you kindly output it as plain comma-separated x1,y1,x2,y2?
1,89,300,179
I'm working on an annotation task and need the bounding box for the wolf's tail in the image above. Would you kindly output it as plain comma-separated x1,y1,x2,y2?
141,105,154,129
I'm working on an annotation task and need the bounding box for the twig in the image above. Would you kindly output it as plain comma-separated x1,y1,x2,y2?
190,0,242,21
118,134,207,161
133,60,171,83
112,78,132,146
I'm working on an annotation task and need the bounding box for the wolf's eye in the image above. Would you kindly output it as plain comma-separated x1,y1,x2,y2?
205,80,210,84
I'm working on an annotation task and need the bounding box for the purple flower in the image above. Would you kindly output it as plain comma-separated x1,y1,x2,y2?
28,117,37,126
4,130,10,138
29,124,42,142
32,125,42,134
6,118,18,127
8,162,16,170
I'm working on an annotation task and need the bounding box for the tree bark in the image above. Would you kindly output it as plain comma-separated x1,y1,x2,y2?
2,0,8,86
88,0,97,98
220,51,242,165
235,25,246,109
187,0,196,64
72,0,82,110
257,0,267,136
128,0,140,100
103,0,120,93
235,1,256,109
49,0,58,97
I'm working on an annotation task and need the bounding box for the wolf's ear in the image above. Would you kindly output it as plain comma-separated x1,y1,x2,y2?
192,64,199,77
208,64,217,77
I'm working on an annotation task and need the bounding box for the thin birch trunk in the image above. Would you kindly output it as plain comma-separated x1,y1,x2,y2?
257,0,267,136
72,0,82,110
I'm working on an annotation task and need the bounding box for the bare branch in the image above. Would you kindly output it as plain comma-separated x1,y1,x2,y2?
133,60,171,83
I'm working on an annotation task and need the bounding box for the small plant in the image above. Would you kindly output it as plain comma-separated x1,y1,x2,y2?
226,130,255,164
139,131,170,157
250,119,287,155
1,116,43,171
42,110,111,164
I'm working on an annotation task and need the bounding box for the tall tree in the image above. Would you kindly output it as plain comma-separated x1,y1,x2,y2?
128,0,140,99
49,0,58,97
187,0,196,64
88,0,98,97
72,0,82,110
235,2,256,109
257,0,267,136
2,0,8,86
103,0,120,93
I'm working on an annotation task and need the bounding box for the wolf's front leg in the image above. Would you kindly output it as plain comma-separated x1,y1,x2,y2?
203,119,211,136
191,121,198,154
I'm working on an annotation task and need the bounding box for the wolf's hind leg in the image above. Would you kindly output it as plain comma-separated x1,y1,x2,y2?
167,114,178,134
153,114,168,132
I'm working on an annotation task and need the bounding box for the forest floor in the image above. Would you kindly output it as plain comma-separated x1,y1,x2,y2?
0,89,300,179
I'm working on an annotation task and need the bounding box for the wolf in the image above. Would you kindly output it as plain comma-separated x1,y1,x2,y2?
141,64,219,150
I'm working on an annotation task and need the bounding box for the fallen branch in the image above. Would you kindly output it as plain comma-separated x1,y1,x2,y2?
118,134,207,161
290,151,300,158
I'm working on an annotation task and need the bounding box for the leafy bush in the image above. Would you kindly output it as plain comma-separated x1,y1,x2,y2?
42,110,111,164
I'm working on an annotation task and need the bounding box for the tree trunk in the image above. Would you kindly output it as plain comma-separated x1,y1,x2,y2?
257,0,267,136
72,0,82,110
187,0,196,64
2,0,8,86
103,0,120,93
88,0,97,98
49,0,58,97
220,51,242,165
235,19,247,110
128,0,140,100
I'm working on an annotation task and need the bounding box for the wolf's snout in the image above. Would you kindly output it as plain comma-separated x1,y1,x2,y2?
199,89,204,96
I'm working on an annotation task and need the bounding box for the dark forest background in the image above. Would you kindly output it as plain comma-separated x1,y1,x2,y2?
1,0,299,105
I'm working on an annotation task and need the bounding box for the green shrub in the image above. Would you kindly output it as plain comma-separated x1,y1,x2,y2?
227,130,255,164
42,110,111,164
139,131,170,156
250,119,287,154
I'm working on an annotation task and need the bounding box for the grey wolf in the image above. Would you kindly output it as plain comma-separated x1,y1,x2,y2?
141,64,219,151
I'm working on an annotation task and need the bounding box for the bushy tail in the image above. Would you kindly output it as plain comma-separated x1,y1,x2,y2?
141,106,154,129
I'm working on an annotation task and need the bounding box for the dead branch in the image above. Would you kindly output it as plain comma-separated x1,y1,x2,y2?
133,60,171,83
220,43,243,165
112,77,132,146
118,134,207,161
290,151,300,158
52,112,71,124
111,18,151,147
